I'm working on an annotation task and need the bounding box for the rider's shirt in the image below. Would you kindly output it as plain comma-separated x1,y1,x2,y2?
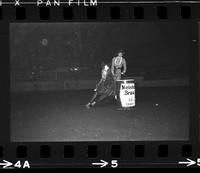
111,56,127,80
114,56,123,68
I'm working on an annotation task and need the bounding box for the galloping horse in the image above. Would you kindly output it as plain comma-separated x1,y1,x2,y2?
86,63,116,109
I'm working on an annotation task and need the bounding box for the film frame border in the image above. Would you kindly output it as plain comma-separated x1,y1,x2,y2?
0,1,199,168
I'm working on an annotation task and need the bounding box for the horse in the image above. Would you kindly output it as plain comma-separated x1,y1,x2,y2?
86,63,117,109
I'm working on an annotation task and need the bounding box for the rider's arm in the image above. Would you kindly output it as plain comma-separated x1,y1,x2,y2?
122,58,127,74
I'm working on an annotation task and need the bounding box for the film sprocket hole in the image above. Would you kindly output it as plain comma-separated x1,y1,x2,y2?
0,1,199,169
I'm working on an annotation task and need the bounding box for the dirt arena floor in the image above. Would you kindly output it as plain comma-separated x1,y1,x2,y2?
11,87,189,141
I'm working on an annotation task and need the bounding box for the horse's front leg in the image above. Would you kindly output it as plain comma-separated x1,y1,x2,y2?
90,92,98,103
86,92,98,108
95,90,110,104
87,91,108,108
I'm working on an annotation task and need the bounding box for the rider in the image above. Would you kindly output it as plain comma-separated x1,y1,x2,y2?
111,50,127,99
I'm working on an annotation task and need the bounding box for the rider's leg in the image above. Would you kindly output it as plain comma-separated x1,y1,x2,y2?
115,69,122,99
112,75,117,100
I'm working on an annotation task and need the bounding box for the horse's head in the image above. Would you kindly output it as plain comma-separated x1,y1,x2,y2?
101,62,111,70
103,64,109,71
101,63,112,80
102,63,110,72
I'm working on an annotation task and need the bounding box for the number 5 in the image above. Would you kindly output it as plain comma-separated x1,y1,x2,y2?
111,160,118,168
197,158,200,166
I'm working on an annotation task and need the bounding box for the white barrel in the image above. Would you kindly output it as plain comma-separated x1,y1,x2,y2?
116,79,136,108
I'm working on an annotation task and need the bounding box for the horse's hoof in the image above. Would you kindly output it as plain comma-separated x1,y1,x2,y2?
86,106,90,109
86,103,91,109
91,102,96,106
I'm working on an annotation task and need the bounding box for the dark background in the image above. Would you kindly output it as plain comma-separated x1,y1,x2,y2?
10,22,191,78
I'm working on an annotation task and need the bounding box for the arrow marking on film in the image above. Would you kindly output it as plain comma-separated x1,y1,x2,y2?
178,158,196,167
0,160,13,168
92,160,108,168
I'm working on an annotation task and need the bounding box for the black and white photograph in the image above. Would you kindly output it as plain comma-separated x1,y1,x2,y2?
10,22,191,142
199,22,200,141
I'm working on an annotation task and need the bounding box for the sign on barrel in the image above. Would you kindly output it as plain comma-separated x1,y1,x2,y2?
117,79,136,108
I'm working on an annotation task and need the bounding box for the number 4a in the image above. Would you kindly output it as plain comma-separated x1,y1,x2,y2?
14,161,30,168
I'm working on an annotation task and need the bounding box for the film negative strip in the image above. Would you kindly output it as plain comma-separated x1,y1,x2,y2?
0,0,199,169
